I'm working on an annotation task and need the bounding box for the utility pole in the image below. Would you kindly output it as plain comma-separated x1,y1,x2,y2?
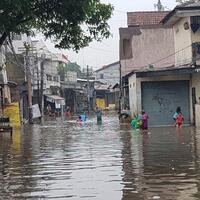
40,58,45,116
119,61,122,115
36,54,41,109
24,42,33,123
87,65,90,115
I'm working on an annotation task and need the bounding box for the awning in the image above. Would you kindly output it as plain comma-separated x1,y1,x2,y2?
46,95,65,106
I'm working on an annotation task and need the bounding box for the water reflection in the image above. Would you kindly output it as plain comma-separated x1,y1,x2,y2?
0,116,200,199
121,126,199,200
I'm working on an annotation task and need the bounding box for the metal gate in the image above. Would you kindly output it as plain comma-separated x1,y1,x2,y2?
141,81,190,126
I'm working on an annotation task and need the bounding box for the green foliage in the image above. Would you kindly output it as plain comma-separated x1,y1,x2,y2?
57,62,82,81
0,0,113,50
66,62,82,75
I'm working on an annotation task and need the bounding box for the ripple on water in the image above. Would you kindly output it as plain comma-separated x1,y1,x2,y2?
0,116,200,199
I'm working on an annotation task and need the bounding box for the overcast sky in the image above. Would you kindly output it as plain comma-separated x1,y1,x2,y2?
44,0,177,70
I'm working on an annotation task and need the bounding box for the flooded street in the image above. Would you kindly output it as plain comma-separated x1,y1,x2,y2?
0,115,200,200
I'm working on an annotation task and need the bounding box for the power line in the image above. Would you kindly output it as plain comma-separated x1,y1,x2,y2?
88,46,118,53
122,44,193,71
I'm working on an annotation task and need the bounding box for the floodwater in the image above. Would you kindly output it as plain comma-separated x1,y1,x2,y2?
0,115,200,200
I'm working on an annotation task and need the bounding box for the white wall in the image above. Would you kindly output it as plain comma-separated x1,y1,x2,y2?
128,74,137,116
192,73,200,102
95,63,120,86
195,104,200,127
173,17,192,66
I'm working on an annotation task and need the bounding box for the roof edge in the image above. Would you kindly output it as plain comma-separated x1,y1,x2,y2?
95,61,120,73
161,5,200,25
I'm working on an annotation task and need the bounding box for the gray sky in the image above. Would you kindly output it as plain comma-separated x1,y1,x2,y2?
45,0,177,70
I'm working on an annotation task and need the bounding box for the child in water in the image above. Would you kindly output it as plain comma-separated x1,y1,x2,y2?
141,110,149,131
77,115,83,123
173,106,181,126
176,112,184,127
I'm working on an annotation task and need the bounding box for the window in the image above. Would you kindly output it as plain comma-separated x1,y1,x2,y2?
100,74,104,79
123,39,132,58
46,74,52,81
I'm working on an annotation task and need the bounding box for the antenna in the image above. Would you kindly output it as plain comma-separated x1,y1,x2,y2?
155,0,165,11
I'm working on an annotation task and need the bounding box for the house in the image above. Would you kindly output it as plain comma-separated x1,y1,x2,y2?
161,2,200,126
120,11,175,76
94,61,120,110
120,6,200,126
121,3,200,126
94,61,120,86
9,36,66,118
31,40,67,115
119,11,175,116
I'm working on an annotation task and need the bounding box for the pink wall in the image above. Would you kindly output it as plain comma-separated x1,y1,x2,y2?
120,26,175,76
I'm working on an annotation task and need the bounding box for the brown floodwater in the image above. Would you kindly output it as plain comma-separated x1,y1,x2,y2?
0,114,200,200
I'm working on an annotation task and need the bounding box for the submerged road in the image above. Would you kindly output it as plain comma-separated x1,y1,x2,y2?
0,114,200,200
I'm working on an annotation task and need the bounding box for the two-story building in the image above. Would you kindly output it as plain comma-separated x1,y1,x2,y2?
94,61,120,85
31,40,67,114
121,5,200,126
161,2,200,126
9,36,66,119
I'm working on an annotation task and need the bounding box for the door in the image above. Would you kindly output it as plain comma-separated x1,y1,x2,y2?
141,81,190,126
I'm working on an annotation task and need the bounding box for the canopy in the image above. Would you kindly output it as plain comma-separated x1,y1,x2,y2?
46,95,65,106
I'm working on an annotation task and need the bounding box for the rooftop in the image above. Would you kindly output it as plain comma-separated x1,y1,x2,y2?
161,2,200,26
127,11,169,27
124,64,199,78
95,61,119,73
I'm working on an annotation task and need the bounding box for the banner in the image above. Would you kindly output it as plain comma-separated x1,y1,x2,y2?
32,104,41,119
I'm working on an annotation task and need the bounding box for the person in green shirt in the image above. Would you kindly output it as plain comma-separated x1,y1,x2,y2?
131,114,142,130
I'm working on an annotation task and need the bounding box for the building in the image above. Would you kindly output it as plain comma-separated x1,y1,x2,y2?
0,46,12,107
31,40,67,115
94,61,120,110
8,35,66,119
120,11,175,76
124,3,200,126
94,61,120,86
161,2,200,126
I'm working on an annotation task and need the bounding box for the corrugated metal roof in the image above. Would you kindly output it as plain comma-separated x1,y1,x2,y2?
45,95,64,100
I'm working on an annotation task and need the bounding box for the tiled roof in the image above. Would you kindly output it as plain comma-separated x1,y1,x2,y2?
127,11,169,26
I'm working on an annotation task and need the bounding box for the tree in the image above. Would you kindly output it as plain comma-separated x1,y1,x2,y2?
66,62,82,76
0,0,113,51
57,62,82,81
